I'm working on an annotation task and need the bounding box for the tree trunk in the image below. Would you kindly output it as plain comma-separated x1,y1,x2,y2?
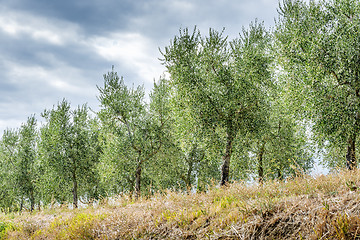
346,134,357,170
135,163,142,200
221,133,234,186
258,141,266,184
186,161,193,193
20,198,23,212
30,189,35,212
277,168,283,180
276,121,284,180
72,170,78,208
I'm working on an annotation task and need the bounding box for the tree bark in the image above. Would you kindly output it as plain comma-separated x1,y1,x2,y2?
180,161,193,193
346,134,357,170
258,141,266,184
72,170,78,208
221,133,234,186
134,163,142,200
185,160,194,193
277,169,283,180
30,189,35,212
20,198,23,212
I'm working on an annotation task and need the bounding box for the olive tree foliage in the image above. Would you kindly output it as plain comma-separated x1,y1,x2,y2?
39,100,101,208
230,82,313,183
0,129,20,212
170,95,217,191
252,98,313,181
276,0,360,170
16,116,39,211
0,129,21,212
140,79,199,193
0,116,39,212
97,68,170,199
161,22,273,185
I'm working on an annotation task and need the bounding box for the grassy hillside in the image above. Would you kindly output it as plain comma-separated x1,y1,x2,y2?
1,170,360,239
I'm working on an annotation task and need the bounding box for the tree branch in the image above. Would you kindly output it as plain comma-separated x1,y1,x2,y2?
141,141,162,165
235,102,257,116
187,64,225,119
4,145,16,167
116,116,141,152
331,70,339,82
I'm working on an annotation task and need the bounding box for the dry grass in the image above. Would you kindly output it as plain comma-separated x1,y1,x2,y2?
2,170,360,239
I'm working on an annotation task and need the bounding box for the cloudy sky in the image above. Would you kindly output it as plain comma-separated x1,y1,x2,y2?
0,0,282,133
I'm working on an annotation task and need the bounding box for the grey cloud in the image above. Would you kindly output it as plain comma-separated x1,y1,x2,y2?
3,0,139,35
128,0,278,43
0,80,20,98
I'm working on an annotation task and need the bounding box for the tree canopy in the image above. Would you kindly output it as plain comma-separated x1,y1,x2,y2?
97,68,171,198
161,22,273,185
276,0,360,169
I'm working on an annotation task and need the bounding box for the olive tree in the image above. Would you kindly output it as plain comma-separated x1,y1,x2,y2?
16,116,38,211
161,22,272,185
276,0,360,169
0,116,39,212
0,129,20,212
39,100,100,208
98,68,170,199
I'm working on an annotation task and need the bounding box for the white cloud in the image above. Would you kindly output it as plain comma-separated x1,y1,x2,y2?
0,58,100,133
4,59,94,95
0,7,81,46
162,0,195,14
0,119,23,133
89,32,166,83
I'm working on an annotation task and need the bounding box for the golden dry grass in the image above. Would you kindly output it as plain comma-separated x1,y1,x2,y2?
2,170,360,239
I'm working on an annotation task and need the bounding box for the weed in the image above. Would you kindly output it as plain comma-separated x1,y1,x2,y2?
322,200,329,210
345,181,358,191
0,222,15,239
31,212,106,240
214,196,237,209
333,213,350,239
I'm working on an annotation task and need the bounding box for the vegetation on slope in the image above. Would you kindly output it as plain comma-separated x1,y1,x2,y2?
5,0,360,211
1,170,360,239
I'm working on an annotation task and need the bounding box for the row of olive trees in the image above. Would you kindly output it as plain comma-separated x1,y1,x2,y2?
0,101,102,212
5,0,357,211
0,74,178,211
0,66,311,212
